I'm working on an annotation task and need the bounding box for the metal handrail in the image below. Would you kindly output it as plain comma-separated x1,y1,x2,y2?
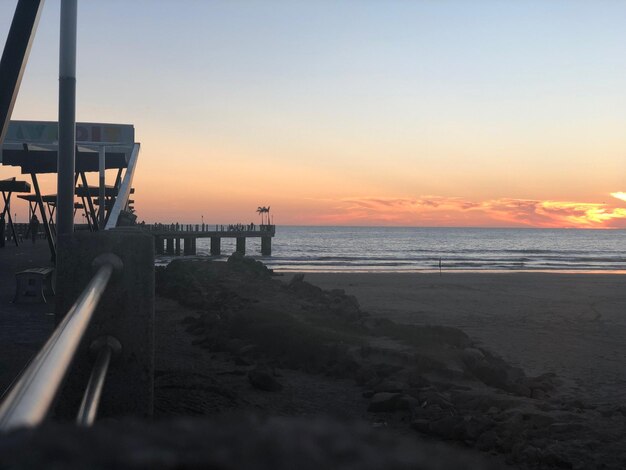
0,254,121,431
76,336,121,426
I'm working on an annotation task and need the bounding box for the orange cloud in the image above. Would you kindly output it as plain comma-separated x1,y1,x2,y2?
308,194,626,228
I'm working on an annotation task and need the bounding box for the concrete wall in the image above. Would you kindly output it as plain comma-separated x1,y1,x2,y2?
55,228,154,420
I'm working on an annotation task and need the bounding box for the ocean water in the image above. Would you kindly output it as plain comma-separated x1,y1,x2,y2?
186,226,626,273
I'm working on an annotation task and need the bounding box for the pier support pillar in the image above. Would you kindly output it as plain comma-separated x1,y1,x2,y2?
55,228,154,419
166,237,174,255
210,236,221,255
175,237,180,256
190,237,197,255
261,236,272,256
183,237,191,255
154,236,163,255
236,237,246,255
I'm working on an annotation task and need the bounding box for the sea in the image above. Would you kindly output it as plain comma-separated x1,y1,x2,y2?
182,226,626,273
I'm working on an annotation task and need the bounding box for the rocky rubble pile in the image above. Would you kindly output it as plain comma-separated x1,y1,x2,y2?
156,257,626,469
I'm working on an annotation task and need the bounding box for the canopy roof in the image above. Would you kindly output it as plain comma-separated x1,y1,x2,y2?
1,120,136,174
0,177,30,193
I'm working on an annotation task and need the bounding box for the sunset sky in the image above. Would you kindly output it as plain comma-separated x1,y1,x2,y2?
2,0,626,227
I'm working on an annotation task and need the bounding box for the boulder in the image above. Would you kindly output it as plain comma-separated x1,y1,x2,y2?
429,416,464,440
248,369,283,392
367,392,407,412
374,380,405,393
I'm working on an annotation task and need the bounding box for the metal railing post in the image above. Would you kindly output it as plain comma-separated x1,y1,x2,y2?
57,0,77,238
76,336,121,426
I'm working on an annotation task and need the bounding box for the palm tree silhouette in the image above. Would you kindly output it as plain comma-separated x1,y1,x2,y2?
256,206,272,225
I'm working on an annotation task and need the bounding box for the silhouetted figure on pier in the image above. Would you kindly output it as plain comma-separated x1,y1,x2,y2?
29,215,39,244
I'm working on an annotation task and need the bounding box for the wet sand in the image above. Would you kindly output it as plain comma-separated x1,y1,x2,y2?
289,272,626,404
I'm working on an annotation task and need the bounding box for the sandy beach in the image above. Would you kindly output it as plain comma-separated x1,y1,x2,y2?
291,272,626,405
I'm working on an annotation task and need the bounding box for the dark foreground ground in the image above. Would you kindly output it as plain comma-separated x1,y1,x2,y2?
1,249,625,468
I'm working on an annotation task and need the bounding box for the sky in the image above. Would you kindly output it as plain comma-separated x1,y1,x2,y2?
1,0,626,227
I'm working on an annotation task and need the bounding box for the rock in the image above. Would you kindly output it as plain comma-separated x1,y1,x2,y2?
374,363,404,379
549,422,587,434
531,388,546,400
398,396,420,414
354,366,378,386
411,403,447,422
367,392,405,412
406,373,430,389
461,347,485,366
248,369,283,392
181,315,200,325
476,430,498,451
509,382,532,398
460,416,495,441
238,344,258,356
374,380,405,393
227,252,273,277
519,445,542,464
429,416,464,440
411,419,431,433
417,390,454,410
203,312,222,325
235,356,253,366
486,406,499,415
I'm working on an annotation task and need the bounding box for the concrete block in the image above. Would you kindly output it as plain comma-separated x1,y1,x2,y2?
54,228,154,419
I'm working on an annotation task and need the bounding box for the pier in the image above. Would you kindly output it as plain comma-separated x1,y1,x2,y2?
148,223,276,256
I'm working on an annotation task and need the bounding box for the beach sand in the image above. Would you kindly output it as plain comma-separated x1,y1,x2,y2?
290,272,626,404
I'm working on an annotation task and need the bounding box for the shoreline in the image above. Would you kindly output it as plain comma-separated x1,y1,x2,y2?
273,268,626,275
156,255,626,275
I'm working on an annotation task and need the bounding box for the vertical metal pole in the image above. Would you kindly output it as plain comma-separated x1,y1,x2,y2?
99,146,105,228
80,172,98,231
0,0,45,146
57,0,77,237
31,172,56,262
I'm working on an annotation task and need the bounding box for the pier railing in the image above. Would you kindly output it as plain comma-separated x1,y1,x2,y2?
0,254,121,430
146,222,275,234
0,229,154,431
